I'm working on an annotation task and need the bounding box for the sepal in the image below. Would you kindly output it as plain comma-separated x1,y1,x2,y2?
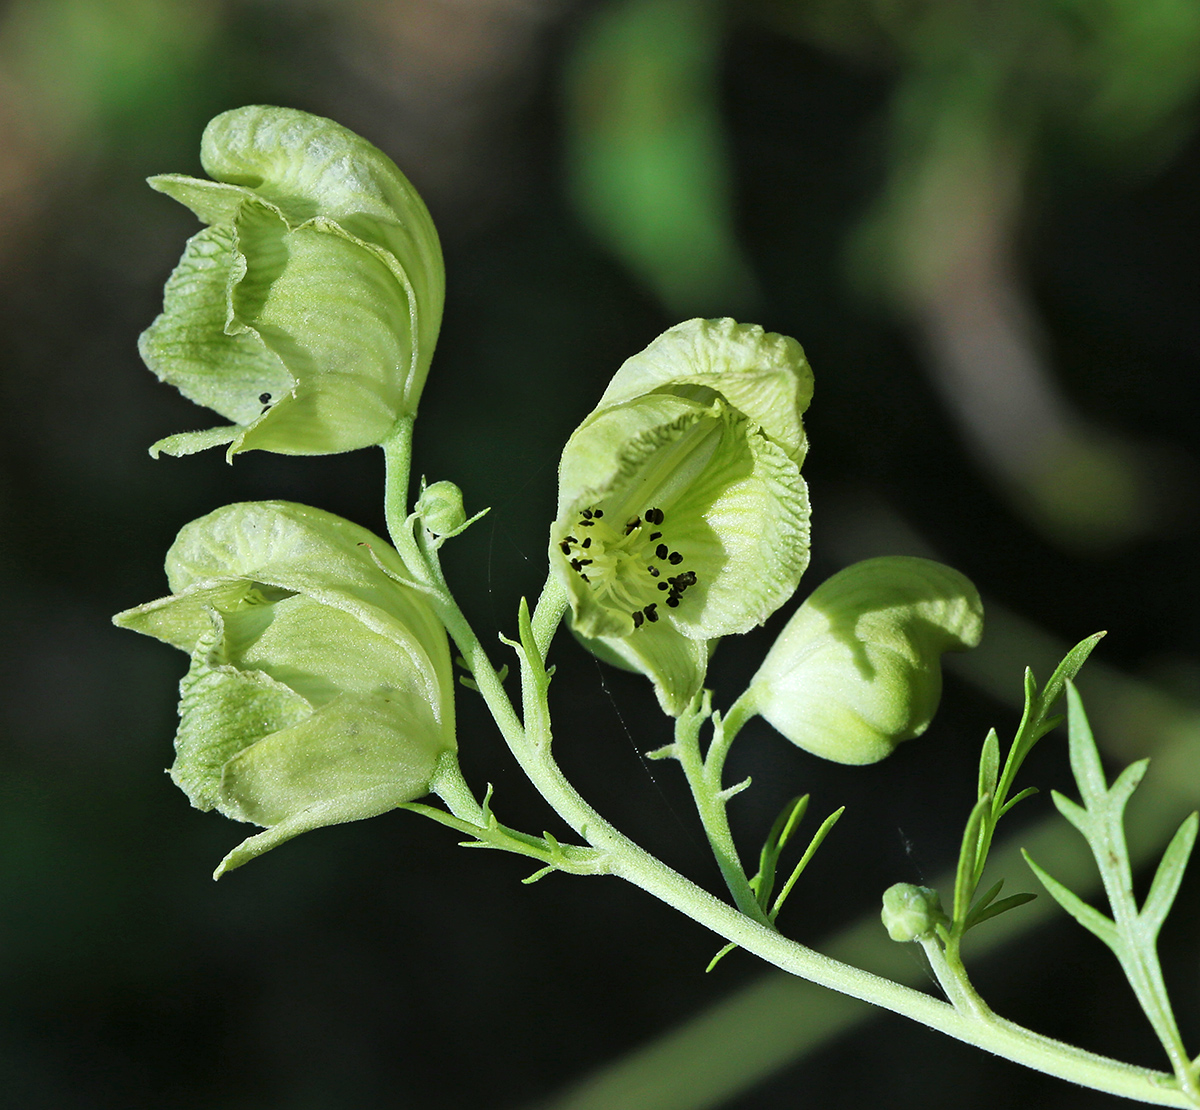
140,106,444,458
748,556,983,764
114,501,456,874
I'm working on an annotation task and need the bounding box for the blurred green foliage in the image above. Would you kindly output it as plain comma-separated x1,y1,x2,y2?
565,0,757,316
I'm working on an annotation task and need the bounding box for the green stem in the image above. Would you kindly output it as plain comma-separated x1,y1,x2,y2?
380,414,420,565
429,752,486,824
428,582,1188,1104
389,501,1188,1105
674,700,771,925
531,572,568,659
705,686,759,786
921,936,990,1017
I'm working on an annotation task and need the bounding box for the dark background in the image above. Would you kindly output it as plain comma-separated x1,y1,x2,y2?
1,1,1198,1107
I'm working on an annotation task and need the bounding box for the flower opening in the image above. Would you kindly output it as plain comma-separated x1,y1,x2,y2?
559,505,700,629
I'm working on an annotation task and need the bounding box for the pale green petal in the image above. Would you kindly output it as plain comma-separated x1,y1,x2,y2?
148,174,256,226
163,501,453,726
227,203,414,454
113,579,275,654
596,318,813,461
138,224,293,426
115,500,459,875
220,690,445,828
572,620,709,717
226,594,436,708
552,318,813,714
666,419,809,637
149,426,239,460
172,619,313,812
749,557,983,764
141,106,446,459
553,399,807,641
553,395,725,639
556,392,711,517
200,105,443,398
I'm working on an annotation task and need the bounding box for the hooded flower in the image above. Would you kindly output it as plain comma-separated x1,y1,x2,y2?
139,105,444,459
550,318,813,714
747,556,983,764
113,501,456,876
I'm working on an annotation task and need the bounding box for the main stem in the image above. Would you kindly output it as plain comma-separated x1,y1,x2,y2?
377,433,1191,1107
459,596,1186,1104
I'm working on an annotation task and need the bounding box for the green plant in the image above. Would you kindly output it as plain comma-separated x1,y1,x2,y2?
115,106,1199,1107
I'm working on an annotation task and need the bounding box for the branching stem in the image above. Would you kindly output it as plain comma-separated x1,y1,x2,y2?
378,433,1193,1108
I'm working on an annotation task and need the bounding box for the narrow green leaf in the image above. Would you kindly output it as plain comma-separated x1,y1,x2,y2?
1034,714,1064,740
965,891,1037,931
706,942,738,973
522,865,556,884
769,806,844,920
1141,812,1199,939
995,669,1040,804
1110,759,1151,816
953,795,990,925
716,776,752,802
644,744,677,761
1050,790,1092,838
1013,668,1039,747
970,878,1005,915
997,785,1038,818
775,794,810,850
1037,632,1106,717
1066,683,1110,806
1023,850,1119,951
753,794,809,911
978,729,1000,801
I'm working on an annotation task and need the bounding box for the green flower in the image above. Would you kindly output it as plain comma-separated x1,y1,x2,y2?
140,105,444,459
747,557,983,765
551,318,813,715
113,501,456,877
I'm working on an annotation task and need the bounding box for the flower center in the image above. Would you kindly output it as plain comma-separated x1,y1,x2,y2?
558,505,698,629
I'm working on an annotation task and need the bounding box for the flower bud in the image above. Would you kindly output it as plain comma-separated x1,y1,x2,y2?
882,883,946,942
416,480,467,536
113,501,456,876
748,557,983,764
552,318,812,715
139,105,444,459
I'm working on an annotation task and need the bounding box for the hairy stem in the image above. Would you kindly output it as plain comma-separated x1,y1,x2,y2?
673,701,770,924
379,433,1190,1103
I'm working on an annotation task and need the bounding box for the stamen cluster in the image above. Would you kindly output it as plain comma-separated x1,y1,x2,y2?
558,506,698,629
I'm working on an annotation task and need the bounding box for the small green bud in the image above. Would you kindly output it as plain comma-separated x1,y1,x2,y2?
416,480,467,536
881,883,946,942
551,318,813,715
113,501,456,876
139,106,445,460
748,557,983,764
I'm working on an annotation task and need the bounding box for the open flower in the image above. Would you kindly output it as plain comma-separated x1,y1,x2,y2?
140,105,444,459
747,556,983,764
550,318,813,714
113,501,456,876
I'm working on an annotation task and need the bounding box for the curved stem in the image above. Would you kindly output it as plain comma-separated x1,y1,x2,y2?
705,686,759,786
531,571,568,658
387,490,1188,1105
673,699,770,924
432,583,1187,1104
381,414,420,566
